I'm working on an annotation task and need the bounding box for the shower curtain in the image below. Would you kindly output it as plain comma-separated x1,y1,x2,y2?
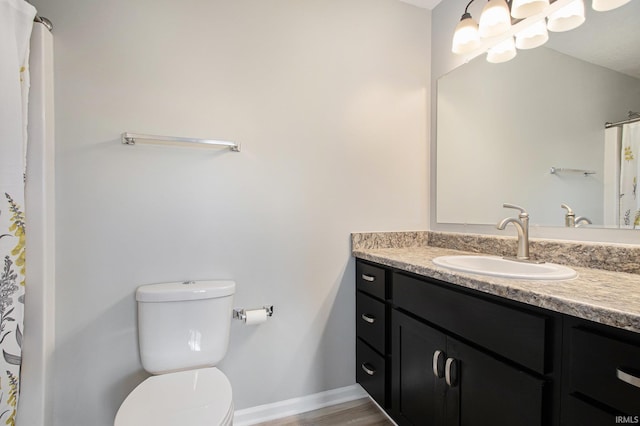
619,122,640,228
0,0,36,424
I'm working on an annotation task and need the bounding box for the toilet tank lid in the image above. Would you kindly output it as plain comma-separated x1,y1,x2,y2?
136,280,236,302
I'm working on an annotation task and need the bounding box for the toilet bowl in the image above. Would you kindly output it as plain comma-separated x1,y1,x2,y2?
115,280,236,426
115,367,233,426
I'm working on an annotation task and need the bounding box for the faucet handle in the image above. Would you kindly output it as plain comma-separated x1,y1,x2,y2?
560,203,574,215
502,203,528,216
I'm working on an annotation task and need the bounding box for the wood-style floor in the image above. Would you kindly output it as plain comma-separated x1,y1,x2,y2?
252,398,394,426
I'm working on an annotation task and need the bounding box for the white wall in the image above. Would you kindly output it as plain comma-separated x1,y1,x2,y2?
29,0,430,424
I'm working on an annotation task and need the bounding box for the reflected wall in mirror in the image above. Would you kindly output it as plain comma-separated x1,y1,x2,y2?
436,1,640,229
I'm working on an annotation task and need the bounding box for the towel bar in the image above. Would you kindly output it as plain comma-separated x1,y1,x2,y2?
121,132,241,152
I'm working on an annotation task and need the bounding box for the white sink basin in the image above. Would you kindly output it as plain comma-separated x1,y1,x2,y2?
432,255,577,280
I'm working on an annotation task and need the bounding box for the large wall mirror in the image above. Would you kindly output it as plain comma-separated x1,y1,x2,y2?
436,1,640,230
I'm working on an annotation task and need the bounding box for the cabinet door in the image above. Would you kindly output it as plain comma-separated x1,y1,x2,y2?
447,337,546,426
391,310,447,426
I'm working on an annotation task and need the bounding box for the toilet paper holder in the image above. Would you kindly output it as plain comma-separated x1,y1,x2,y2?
233,305,274,321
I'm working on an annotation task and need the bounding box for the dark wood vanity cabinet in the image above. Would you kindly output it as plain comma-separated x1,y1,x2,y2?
390,271,555,426
355,259,640,425
355,261,389,408
355,259,567,425
562,318,640,425
392,310,546,426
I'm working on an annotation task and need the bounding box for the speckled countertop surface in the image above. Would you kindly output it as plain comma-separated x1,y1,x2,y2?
353,245,640,334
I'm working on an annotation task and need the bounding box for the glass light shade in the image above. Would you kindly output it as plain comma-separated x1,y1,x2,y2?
452,14,481,54
511,0,550,19
515,19,549,49
592,0,631,11
486,37,517,63
547,0,585,32
478,0,512,38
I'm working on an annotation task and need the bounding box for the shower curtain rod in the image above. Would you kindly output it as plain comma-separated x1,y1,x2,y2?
605,111,640,128
34,16,52,31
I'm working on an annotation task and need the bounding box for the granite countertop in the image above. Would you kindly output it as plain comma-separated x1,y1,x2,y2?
353,245,640,334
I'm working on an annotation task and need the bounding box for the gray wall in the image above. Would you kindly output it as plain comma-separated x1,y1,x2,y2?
29,1,431,424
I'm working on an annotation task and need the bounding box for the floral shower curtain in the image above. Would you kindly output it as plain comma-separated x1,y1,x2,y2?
0,0,36,423
619,122,640,228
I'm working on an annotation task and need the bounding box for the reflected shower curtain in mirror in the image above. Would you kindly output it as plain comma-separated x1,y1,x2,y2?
619,122,640,229
0,0,36,423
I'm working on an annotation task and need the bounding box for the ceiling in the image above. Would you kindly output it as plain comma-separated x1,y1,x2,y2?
398,0,443,10
545,0,640,79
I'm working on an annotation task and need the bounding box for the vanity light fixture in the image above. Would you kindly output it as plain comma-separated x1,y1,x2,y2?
515,18,549,49
487,37,517,63
592,0,631,11
452,1,482,54
451,0,630,64
547,0,585,32
511,0,550,19
478,0,512,38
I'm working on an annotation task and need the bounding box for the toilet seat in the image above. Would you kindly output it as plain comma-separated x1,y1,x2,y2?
114,367,233,426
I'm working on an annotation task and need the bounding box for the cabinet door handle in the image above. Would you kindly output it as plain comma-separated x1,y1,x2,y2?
361,363,376,376
361,274,376,282
361,314,376,324
432,350,445,378
445,357,458,387
617,368,640,389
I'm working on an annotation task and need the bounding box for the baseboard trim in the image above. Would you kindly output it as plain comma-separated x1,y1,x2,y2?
233,384,369,425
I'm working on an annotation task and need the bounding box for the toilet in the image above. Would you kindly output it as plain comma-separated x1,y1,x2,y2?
115,280,236,426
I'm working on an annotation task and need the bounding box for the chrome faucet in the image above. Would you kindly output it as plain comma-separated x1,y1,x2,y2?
497,203,530,260
561,203,576,227
575,216,592,227
561,204,592,227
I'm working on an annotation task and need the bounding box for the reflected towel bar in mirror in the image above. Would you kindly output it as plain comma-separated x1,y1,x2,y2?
550,167,595,176
121,132,241,152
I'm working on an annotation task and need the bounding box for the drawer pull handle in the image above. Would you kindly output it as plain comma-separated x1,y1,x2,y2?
445,357,458,387
617,368,640,389
361,274,376,282
432,350,445,378
361,314,376,324
361,363,376,376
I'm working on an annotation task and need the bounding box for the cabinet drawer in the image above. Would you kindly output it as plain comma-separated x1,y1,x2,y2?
356,339,386,407
394,272,548,374
569,327,640,415
356,292,386,354
356,261,386,300
563,395,618,426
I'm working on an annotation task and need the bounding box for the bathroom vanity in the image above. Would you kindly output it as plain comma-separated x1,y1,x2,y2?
353,238,640,426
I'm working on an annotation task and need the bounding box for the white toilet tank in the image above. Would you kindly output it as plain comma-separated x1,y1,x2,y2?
136,280,236,374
